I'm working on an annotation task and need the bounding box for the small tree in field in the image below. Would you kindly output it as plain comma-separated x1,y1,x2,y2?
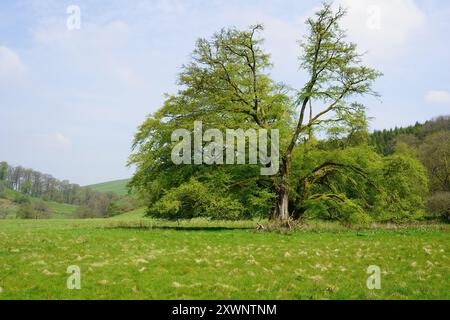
17,201,51,220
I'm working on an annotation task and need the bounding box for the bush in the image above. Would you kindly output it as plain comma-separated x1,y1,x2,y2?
149,178,245,220
75,191,118,218
13,193,30,205
374,155,428,222
427,192,450,222
17,201,51,219
107,196,142,217
74,206,98,219
303,195,371,225
0,208,11,219
0,181,6,199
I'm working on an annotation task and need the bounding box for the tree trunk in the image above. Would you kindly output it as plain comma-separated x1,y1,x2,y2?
274,183,289,220
273,156,291,221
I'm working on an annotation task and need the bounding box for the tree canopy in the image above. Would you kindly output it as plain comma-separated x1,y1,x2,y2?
129,3,434,224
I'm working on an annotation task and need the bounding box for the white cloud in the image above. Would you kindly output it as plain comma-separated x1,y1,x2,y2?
425,90,450,105
33,132,71,149
335,0,426,59
0,46,27,82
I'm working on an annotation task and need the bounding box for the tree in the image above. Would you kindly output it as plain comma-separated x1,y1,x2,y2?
0,162,8,181
427,192,450,222
274,3,381,220
17,200,51,220
129,23,290,220
374,154,428,222
129,4,388,223
418,131,450,192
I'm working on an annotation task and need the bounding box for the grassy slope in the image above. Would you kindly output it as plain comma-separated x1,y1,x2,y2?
0,218,448,300
85,179,130,196
45,201,78,219
0,189,78,219
109,207,147,220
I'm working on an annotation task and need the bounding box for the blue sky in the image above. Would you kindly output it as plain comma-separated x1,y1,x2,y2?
1,0,449,185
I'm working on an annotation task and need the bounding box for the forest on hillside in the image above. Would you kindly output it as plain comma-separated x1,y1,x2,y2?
0,163,139,219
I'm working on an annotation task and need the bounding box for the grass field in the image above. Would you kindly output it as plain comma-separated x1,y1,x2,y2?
86,179,130,196
45,202,79,219
0,214,448,300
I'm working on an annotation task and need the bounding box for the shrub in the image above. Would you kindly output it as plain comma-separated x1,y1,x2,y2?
427,192,450,222
149,178,245,220
303,195,371,225
107,196,142,217
373,155,428,222
0,181,6,199
17,201,51,219
13,193,30,205
74,206,97,219
0,208,11,219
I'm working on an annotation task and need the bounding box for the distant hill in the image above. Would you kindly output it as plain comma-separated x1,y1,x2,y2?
86,179,130,196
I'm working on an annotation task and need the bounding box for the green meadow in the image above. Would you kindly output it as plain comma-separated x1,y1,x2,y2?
86,179,130,196
0,213,448,300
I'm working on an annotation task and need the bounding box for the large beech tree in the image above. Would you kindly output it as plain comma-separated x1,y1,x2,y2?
129,4,428,224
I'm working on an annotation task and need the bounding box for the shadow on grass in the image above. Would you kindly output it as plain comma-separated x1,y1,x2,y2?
107,225,255,232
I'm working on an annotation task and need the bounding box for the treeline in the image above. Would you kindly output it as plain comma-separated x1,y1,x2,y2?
369,116,450,193
369,116,450,221
370,115,450,155
0,161,117,206
0,162,139,219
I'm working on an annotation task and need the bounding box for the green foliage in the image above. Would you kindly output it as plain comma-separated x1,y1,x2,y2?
0,208,11,219
0,181,6,198
291,146,428,224
303,195,372,225
129,24,289,221
370,122,423,155
13,193,30,205
427,192,450,222
0,161,8,181
418,131,450,192
128,4,432,224
369,116,450,157
74,191,118,219
148,178,244,220
17,200,51,220
107,196,142,217
374,154,428,222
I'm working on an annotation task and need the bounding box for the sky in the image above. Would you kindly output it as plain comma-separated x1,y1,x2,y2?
1,0,449,185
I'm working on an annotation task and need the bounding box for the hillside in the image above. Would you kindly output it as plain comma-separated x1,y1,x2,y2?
86,179,130,196
370,115,450,155
0,188,78,219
